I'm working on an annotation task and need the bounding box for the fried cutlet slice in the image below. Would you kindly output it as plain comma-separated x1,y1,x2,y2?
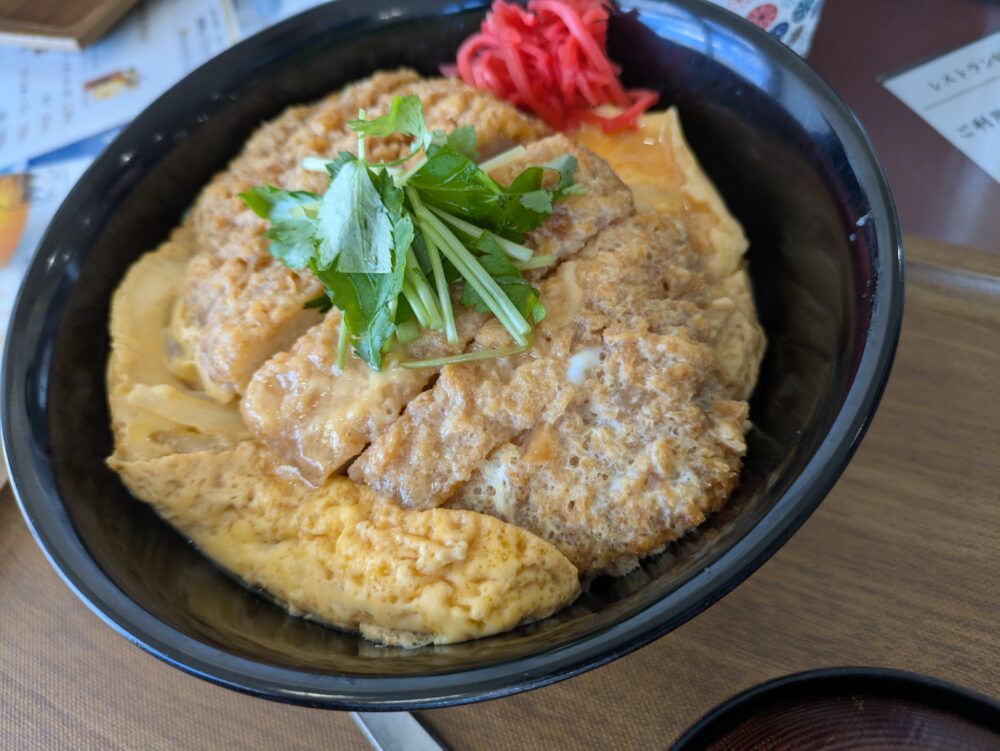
169,252,325,403
170,73,552,400
490,135,633,266
239,306,482,483
185,69,425,263
577,108,765,399
110,440,579,647
239,134,632,481
447,324,747,575
350,214,743,516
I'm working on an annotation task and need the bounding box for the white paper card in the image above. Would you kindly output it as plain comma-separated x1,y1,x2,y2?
883,31,1000,184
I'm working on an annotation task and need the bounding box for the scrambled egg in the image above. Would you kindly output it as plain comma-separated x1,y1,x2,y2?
107,231,579,646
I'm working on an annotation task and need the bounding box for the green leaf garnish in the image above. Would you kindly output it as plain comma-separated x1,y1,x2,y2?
238,186,321,270
304,293,334,312
516,190,553,214
442,125,479,161
240,94,581,371
313,232,406,370
348,95,432,154
459,239,546,325
324,151,357,179
239,185,320,222
543,154,586,195
409,145,582,238
316,158,396,272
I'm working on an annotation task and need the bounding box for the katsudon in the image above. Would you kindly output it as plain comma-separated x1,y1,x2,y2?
106,68,764,647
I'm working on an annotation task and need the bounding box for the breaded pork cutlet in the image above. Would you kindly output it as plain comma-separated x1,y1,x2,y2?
170,72,551,401
240,134,633,483
351,214,747,574
239,305,482,483
488,135,633,267
105,67,765,646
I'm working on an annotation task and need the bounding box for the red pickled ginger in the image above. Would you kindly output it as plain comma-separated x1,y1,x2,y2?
447,0,658,132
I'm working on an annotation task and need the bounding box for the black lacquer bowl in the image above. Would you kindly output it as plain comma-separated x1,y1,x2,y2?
669,668,1000,750
1,0,902,709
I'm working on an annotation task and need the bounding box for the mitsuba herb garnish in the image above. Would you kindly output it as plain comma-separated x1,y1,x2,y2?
240,94,582,371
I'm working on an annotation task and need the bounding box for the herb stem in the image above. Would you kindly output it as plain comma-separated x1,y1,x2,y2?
421,218,515,336
427,206,533,262
405,250,443,329
424,217,529,339
421,228,458,345
357,108,366,161
478,145,528,173
395,319,420,345
402,279,433,329
399,343,528,369
408,189,530,343
514,253,556,271
300,156,329,172
395,153,429,187
336,316,349,372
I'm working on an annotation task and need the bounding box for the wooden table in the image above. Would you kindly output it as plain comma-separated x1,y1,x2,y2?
2,234,997,749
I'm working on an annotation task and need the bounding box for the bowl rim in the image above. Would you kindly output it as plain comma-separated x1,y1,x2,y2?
667,666,1000,749
1,0,904,710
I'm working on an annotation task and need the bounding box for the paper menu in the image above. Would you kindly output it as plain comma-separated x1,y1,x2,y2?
0,0,329,351
0,0,228,170
883,31,1000,185
0,0,328,172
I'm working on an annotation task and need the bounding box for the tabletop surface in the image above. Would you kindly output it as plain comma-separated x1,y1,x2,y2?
3,234,997,749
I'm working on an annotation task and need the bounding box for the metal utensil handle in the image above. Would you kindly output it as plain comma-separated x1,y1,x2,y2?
352,711,449,751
